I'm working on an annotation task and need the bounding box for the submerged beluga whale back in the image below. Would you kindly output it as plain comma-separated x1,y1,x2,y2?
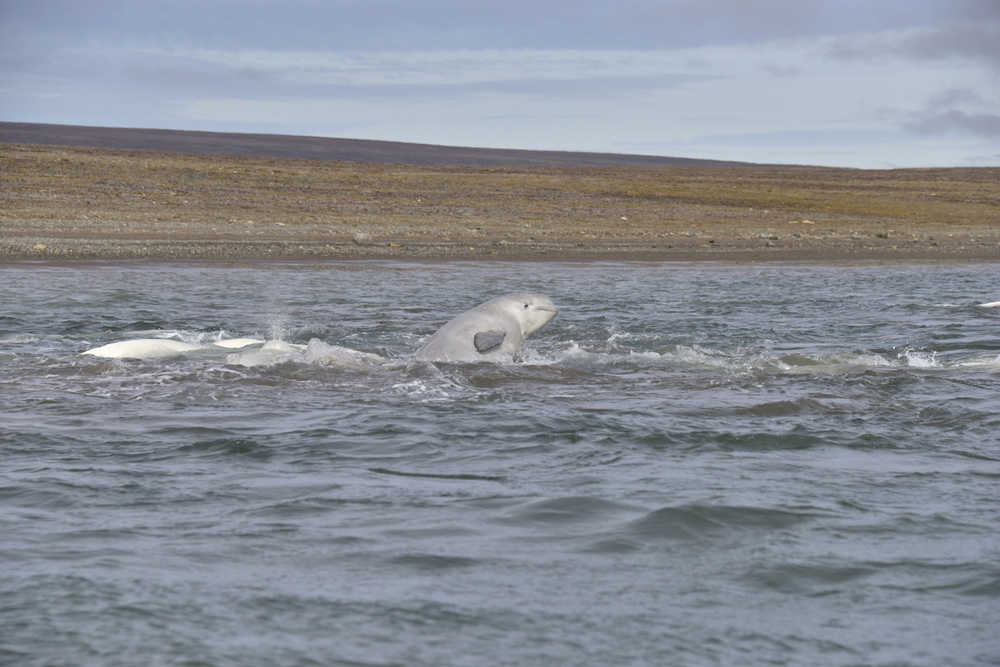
414,293,558,363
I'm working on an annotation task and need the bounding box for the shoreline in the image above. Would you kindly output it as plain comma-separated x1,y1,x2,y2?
3,138,998,264
5,214,998,263
5,256,1000,269
4,235,1000,264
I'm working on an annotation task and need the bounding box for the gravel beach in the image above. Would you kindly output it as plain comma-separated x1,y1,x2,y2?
2,124,998,262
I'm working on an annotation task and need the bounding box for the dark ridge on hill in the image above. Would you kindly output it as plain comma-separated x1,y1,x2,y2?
0,122,760,168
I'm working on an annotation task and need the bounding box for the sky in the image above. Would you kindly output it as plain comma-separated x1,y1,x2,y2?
1,0,998,168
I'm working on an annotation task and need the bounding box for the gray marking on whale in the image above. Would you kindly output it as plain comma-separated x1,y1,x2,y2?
414,293,558,363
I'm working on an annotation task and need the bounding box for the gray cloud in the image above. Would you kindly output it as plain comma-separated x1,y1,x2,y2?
761,63,801,78
829,20,1000,71
924,88,986,108
951,0,1000,21
900,86,1000,138
898,22,1000,66
905,110,1000,138
695,127,897,147
4,43,704,103
134,65,700,101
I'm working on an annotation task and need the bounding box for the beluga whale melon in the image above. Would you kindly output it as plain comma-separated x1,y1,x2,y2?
414,293,558,363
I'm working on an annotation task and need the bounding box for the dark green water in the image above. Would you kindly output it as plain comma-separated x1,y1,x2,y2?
2,261,999,666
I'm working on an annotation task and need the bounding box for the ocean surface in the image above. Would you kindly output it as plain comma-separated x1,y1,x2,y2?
2,260,999,667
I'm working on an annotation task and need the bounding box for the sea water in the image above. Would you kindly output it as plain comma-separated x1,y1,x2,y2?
1,261,999,666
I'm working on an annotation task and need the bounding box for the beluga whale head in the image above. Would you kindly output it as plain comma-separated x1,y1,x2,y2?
414,292,558,363
494,293,559,337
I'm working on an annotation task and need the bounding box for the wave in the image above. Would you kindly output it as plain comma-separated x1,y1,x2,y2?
627,503,824,540
9,323,997,408
745,558,1000,598
538,339,1000,376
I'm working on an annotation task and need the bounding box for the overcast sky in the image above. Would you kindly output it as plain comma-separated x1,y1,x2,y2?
2,0,998,167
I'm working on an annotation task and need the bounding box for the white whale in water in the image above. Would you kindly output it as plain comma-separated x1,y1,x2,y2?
82,293,558,364
82,337,264,359
81,338,204,359
415,293,558,363
978,301,1000,308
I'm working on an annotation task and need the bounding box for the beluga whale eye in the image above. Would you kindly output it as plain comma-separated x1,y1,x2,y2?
523,303,529,309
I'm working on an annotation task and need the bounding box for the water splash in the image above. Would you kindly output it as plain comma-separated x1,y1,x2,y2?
266,315,292,344
899,348,940,369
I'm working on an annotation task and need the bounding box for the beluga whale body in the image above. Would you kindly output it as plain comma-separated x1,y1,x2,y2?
415,293,558,363
81,338,203,359
82,337,264,359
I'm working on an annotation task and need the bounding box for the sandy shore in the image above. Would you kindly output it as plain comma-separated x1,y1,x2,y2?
2,130,999,263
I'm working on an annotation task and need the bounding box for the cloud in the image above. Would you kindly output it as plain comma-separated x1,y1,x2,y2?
694,128,898,147
898,22,1000,67
900,86,1000,138
905,110,1000,138
924,88,986,108
10,46,710,101
761,64,801,78
830,21,1000,71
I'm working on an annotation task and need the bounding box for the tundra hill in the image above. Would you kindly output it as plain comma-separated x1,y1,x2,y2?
0,122,760,168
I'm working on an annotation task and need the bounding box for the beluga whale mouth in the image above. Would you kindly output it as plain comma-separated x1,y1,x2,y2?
414,292,558,363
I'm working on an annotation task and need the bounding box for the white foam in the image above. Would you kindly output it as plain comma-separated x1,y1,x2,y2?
0,334,40,344
956,354,1000,369
550,341,924,376
900,348,940,369
538,341,620,367
263,340,307,352
222,337,390,370
978,301,1000,308
224,339,305,367
303,339,386,369
667,344,727,367
211,337,266,349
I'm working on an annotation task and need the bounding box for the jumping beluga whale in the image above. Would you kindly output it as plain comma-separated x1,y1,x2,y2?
414,293,558,363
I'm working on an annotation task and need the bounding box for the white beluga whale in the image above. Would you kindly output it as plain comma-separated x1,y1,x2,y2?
81,293,558,364
81,338,204,359
414,293,558,363
82,337,264,359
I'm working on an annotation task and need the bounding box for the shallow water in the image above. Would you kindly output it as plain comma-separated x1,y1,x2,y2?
2,261,999,666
